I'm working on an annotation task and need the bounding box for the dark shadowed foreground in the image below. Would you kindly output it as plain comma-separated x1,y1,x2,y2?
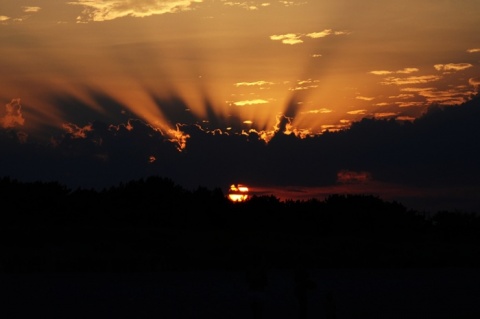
1,176,480,318
1,269,480,319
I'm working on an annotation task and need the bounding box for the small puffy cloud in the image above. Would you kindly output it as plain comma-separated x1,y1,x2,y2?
434,63,473,72
69,0,203,22
270,33,303,45
306,29,333,38
0,16,10,22
312,54,322,58
1,98,25,129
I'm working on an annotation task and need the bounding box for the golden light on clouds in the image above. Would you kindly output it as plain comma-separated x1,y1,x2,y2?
1,0,479,143
434,63,473,72
69,0,203,22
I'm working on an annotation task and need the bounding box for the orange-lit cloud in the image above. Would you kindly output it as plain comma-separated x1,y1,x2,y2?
235,81,274,87
347,110,367,115
469,77,480,87
434,63,473,72
270,29,348,45
302,108,332,114
467,48,480,53
369,68,418,75
61,123,93,139
69,0,203,22
233,99,269,106
1,99,25,129
374,112,398,118
356,96,375,101
381,75,441,85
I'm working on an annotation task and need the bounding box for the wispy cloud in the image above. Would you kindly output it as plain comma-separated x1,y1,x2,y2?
356,96,375,101
347,109,367,115
68,0,203,22
381,75,441,85
369,67,419,75
467,48,480,53
302,108,332,114
233,99,269,106
235,81,274,87
434,63,473,72
23,6,41,13
270,29,348,45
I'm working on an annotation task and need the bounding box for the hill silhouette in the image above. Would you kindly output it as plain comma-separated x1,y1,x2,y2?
1,175,479,273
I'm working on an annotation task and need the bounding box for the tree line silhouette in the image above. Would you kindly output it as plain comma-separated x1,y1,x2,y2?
1,175,479,273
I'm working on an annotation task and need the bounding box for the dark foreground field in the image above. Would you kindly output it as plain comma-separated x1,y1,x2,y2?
2,176,480,318
2,268,480,319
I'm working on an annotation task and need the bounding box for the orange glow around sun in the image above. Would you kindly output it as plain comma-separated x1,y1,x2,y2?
227,184,250,202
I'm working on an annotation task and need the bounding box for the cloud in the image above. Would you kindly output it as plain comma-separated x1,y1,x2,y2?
302,108,332,114
61,123,93,139
235,81,274,87
23,6,41,13
388,94,415,99
222,1,271,10
356,96,375,101
0,16,10,22
270,29,348,45
269,33,303,45
1,99,25,129
469,77,480,87
306,29,333,38
68,0,203,22
347,109,367,115
374,112,398,118
381,75,441,85
467,48,480,53
233,99,269,106
434,63,473,72
289,79,319,91
369,68,418,75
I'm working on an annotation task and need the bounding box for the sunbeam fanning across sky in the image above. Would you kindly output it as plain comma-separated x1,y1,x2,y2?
1,0,480,213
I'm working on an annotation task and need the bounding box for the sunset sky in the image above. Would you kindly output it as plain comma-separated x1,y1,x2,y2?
1,1,480,212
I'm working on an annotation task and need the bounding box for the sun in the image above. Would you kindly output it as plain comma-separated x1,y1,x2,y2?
227,184,250,202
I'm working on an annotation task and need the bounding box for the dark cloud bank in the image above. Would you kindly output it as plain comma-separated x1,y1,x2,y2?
1,93,479,213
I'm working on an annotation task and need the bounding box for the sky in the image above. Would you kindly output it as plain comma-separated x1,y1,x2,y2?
1,0,480,213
